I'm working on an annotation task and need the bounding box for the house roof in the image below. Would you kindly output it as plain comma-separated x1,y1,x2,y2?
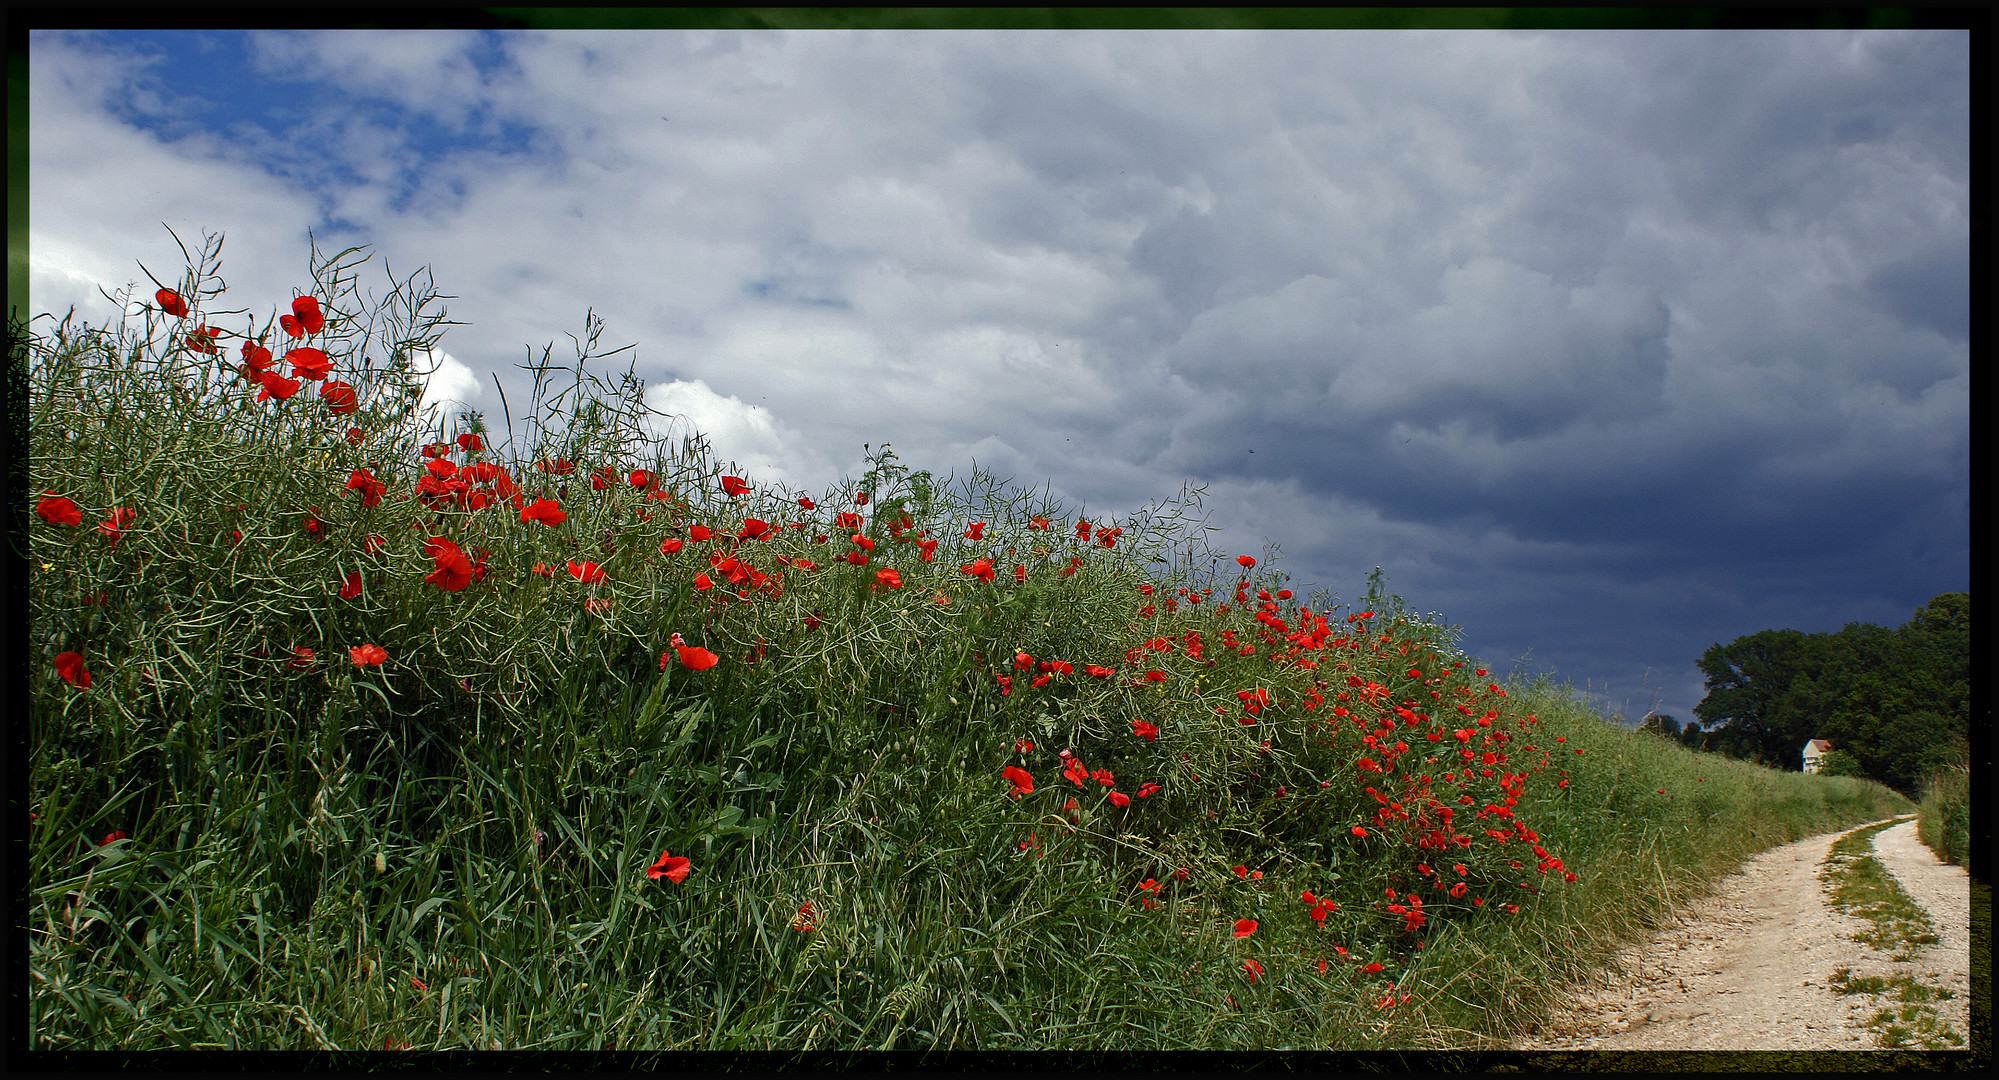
1807,739,1833,752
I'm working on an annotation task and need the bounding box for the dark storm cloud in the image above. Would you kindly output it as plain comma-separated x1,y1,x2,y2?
30,28,1967,726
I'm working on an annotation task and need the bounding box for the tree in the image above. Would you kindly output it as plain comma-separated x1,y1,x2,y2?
1816,748,1866,778
1694,629,1821,767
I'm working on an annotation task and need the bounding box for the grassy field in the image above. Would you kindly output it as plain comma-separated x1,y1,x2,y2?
25,236,1914,1051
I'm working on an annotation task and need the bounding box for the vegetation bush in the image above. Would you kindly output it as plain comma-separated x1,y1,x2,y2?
1915,740,1972,876
24,234,1912,1051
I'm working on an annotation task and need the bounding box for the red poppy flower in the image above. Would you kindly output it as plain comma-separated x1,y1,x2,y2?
850,533,874,552
1236,555,1256,569
693,572,713,590
646,850,693,883
256,372,303,402
185,325,222,354
720,476,750,497
1002,765,1035,799
1131,719,1159,742
566,560,606,584
1242,959,1263,983
961,558,995,583
1137,782,1160,799
363,534,387,555
963,522,985,540
1144,670,1167,683
520,498,566,527
35,494,82,527
99,829,127,846
315,380,358,415
738,518,770,541
1083,664,1114,678
1030,515,1050,530
674,643,720,670
1363,961,1385,975
338,571,363,600
98,507,135,543
155,288,189,318
349,644,387,668
53,651,91,689
1233,919,1257,938
344,468,385,508
286,347,332,381
689,525,712,543
797,496,816,510
1014,739,1034,753
1106,790,1130,808
873,568,903,591
280,295,325,338
1351,826,1368,838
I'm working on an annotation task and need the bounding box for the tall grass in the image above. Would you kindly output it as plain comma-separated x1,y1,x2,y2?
26,235,1911,1051
1915,741,1972,876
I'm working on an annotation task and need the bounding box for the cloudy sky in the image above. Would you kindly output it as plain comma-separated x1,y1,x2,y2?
28,26,1970,726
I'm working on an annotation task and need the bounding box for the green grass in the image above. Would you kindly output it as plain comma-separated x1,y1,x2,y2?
24,234,1914,1051
1916,746,1972,876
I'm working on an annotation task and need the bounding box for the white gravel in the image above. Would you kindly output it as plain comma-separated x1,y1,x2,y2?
1512,816,1970,1051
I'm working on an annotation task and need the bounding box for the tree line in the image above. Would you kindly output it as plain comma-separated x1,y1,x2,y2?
1635,593,1969,794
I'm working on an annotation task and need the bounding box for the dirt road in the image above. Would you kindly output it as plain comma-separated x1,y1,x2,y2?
1513,816,1972,1051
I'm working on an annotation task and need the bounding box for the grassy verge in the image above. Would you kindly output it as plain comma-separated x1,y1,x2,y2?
1916,746,1972,876
24,236,1913,1051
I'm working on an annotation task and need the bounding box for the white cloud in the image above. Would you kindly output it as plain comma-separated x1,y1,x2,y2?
643,378,835,494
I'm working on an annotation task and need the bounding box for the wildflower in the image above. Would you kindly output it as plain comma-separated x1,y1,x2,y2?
1234,865,1248,878
1085,664,1115,678
510,498,567,529
338,572,363,599
319,379,360,414
345,469,385,508
155,288,189,317
286,347,332,381
873,568,903,591
280,295,325,337
1137,782,1160,799
53,651,91,689
1351,826,1368,838
35,494,82,527
672,641,720,670
1236,555,1256,568
424,538,474,591
97,507,135,544
1107,790,1130,808
797,497,816,510
646,850,692,883
738,518,771,541
721,476,750,497
566,560,606,584
349,644,387,668
963,522,985,540
1242,958,1263,983
256,372,302,402
1002,766,1035,799
1144,670,1167,683
1172,867,1189,882
1363,962,1385,975
1014,739,1034,753
791,901,819,933
1233,919,1257,938
100,830,127,846
961,558,996,583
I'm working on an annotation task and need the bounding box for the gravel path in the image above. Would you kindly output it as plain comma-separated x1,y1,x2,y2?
1513,817,1970,1051
1869,818,1972,1039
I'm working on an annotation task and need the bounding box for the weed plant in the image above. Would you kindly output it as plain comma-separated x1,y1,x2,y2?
26,235,1912,1051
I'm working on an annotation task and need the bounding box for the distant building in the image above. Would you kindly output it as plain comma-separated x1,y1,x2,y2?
1802,738,1834,774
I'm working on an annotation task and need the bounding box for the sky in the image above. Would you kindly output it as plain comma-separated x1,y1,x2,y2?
27,26,1971,727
